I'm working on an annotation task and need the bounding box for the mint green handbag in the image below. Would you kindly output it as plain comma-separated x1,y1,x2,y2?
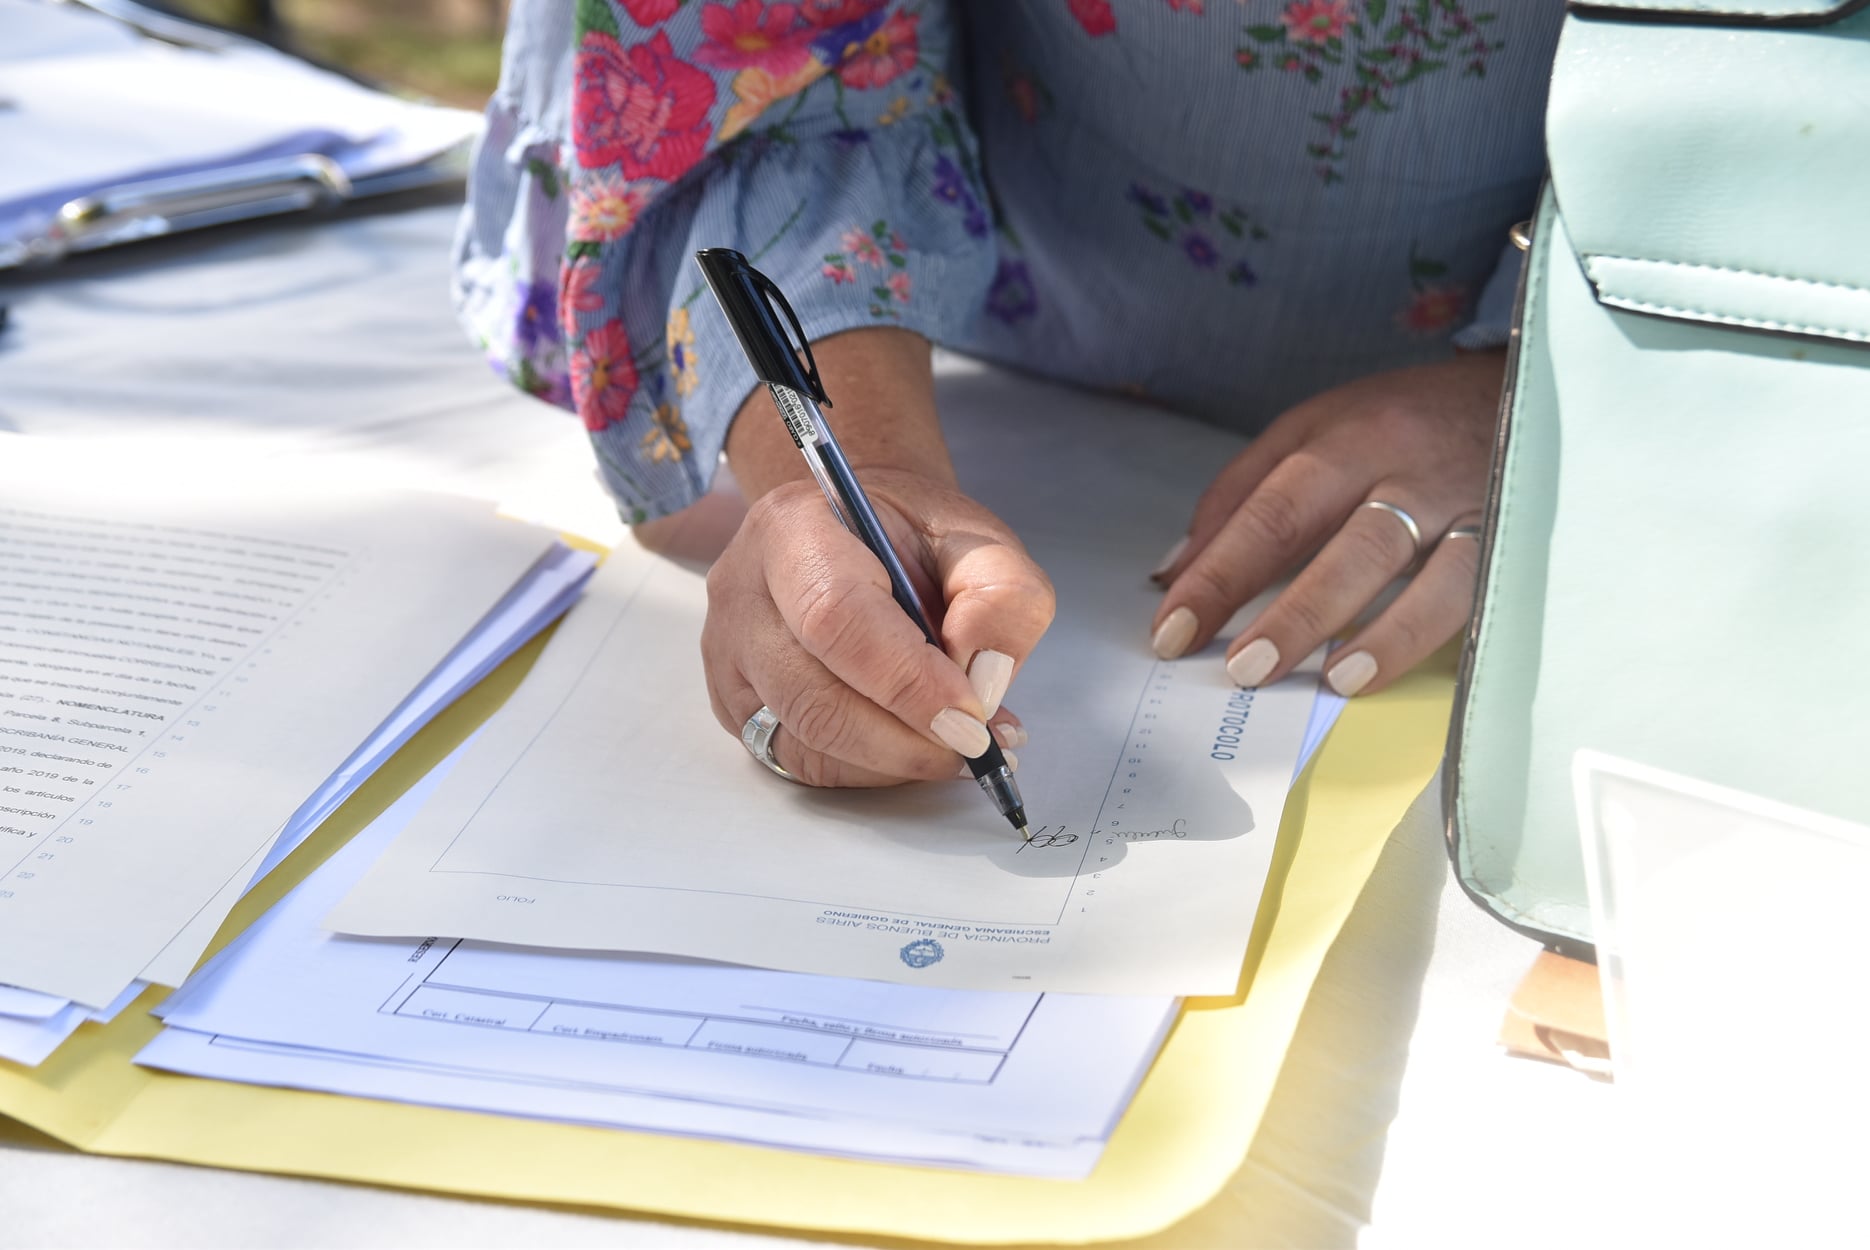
1447,0,1870,956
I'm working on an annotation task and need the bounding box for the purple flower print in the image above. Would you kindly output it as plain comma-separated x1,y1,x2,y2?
1182,231,1219,269
515,279,560,351
932,154,989,237
932,155,969,205
1127,183,1168,216
1227,258,1259,287
986,258,1037,324
1178,188,1213,216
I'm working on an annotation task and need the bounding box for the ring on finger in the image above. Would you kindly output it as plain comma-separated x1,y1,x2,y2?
1361,499,1424,554
1441,524,1484,543
740,704,798,783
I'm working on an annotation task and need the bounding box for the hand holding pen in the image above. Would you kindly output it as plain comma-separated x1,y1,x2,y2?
695,249,1053,835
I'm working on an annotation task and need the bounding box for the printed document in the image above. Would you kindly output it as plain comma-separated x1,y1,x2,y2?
0,444,559,1005
144,751,1177,1177
333,530,1318,996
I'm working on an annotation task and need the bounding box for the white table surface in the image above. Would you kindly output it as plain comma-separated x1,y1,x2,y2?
0,200,1612,1249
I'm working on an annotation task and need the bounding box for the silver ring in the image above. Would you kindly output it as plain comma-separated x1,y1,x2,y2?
740,705,796,782
1362,500,1423,552
1442,524,1484,542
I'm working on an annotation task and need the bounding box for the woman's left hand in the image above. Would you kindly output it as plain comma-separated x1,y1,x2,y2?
1148,350,1506,697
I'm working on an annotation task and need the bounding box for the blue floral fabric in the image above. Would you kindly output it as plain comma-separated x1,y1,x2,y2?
456,0,1562,522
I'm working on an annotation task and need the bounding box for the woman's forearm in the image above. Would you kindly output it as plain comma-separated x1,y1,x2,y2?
723,326,957,502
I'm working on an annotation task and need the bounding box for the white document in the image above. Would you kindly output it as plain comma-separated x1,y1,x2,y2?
144,752,1177,1177
0,443,559,1005
0,977,142,1067
333,523,1319,995
139,544,597,988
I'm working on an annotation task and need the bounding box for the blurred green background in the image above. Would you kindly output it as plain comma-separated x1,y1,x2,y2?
168,0,508,107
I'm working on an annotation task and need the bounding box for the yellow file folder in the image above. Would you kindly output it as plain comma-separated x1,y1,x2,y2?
0,633,1453,1245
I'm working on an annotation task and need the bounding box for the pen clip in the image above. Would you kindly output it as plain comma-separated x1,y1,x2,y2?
749,270,832,407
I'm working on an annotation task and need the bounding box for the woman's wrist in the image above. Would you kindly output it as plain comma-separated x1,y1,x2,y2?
723,326,956,502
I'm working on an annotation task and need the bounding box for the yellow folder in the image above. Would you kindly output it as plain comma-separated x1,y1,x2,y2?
0,632,1453,1245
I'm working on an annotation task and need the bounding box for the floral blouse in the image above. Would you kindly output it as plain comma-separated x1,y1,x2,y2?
456,0,1563,522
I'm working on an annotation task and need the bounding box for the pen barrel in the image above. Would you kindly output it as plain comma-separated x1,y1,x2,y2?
811,434,938,645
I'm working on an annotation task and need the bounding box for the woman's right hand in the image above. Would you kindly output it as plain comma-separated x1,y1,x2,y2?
702,466,1053,787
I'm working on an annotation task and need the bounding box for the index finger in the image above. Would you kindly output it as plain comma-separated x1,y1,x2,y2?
1150,453,1353,659
761,496,992,759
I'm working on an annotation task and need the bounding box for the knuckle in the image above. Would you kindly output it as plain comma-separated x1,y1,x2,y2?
1273,592,1331,644
778,679,855,756
1343,516,1411,571
1243,485,1307,553
1180,559,1242,611
789,573,870,664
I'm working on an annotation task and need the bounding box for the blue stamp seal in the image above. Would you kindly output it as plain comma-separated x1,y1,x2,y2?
899,939,944,969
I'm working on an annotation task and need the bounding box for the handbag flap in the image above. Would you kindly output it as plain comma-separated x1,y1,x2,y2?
1547,9,1870,342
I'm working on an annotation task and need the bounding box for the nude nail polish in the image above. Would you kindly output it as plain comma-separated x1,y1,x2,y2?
1150,535,1189,582
931,707,991,758
1226,637,1279,688
1328,651,1378,697
1151,606,1198,660
993,721,1027,749
967,649,1014,719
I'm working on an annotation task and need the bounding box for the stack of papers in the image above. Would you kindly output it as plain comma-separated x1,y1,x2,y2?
0,439,593,1064
144,750,1180,1178
133,525,1344,1176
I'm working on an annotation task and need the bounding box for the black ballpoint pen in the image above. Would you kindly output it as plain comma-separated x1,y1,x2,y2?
695,247,1031,840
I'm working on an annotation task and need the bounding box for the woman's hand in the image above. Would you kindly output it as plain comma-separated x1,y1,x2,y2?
1150,351,1505,696
703,468,1052,786
704,326,1053,787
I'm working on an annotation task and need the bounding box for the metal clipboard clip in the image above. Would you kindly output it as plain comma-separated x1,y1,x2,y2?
7,146,467,269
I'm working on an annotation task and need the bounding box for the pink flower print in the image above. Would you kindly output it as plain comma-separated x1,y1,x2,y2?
573,30,716,181
1397,284,1469,335
889,230,907,253
798,0,884,25
569,173,649,242
621,0,682,24
823,260,857,284
1066,0,1116,38
886,271,911,303
562,260,607,340
1280,0,1355,46
836,11,918,90
696,1,817,76
841,227,885,266
1164,0,1203,12
571,321,640,432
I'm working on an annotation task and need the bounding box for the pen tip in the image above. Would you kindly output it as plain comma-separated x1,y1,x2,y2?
1019,824,1032,841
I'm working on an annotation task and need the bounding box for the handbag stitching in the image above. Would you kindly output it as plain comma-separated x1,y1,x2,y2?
1585,256,1870,341
1596,294,1870,342
1588,254,1870,298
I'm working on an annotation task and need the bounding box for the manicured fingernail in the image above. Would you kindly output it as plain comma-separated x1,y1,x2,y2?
1328,650,1378,696
1150,535,1189,583
958,761,974,778
967,649,1014,718
931,707,991,758
1003,750,1019,773
993,721,1026,749
1151,606,1198,659
1226,637,1279,688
